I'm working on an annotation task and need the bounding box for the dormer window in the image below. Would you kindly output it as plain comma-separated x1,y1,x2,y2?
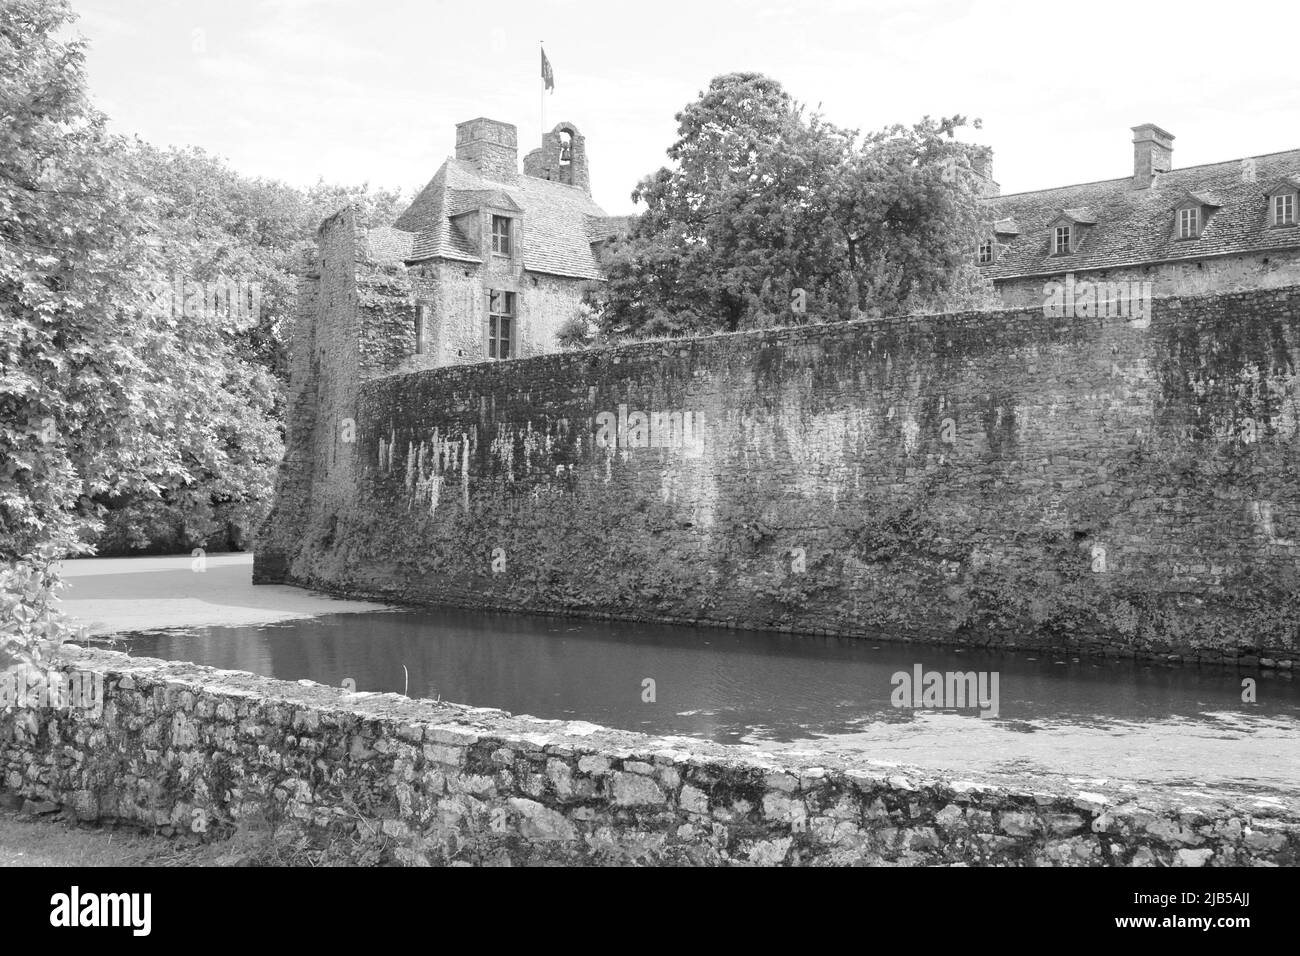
977,241,995,265
1273,193,1297,226
1047,209,1095,256
1173,192,1220,241
491,215,512,255
1265,180,1299,228
1053,225,1072,255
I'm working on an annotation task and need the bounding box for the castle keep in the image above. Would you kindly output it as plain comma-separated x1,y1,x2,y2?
358,117,628,369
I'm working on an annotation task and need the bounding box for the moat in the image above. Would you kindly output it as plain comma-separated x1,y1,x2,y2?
61,554,1300,797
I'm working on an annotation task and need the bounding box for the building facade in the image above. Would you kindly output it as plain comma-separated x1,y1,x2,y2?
977,125,1300,307
336,117,627,372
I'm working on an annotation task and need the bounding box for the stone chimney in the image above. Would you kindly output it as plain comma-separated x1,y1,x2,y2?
1132,123,1174,189
971,146,999,198
455,118,518,182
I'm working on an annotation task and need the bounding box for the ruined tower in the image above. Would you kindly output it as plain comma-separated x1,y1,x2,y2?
523,122,590,194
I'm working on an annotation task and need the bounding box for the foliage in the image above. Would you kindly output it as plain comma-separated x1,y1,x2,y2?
0,0,164,562
588,72,999,339
0,544,87,674
80,149,404,555
0,0,410,677
555,308,598,351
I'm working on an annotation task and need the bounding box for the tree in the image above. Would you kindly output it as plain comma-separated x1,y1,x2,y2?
0,0,171,660
588,73,998,338
1,0,411,575
832,116,1001,318
0,0,164,562
88,146,408,553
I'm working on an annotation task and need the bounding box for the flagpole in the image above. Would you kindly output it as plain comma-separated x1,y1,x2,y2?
540,41,545,139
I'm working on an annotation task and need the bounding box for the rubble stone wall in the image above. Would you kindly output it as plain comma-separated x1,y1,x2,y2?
2,648,1296,866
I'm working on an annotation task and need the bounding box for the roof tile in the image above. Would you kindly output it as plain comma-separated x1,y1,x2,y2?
395,159,612,279
980,149,1300,279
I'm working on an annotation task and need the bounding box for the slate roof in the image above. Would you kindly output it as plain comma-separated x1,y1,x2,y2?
364,225,415,263
394,159,611,280
979,149,1300,280
587,213,637,243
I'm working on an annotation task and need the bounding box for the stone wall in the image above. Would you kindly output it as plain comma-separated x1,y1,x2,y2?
994,251,1300,308
255,281,1300,663
2,647,1295,866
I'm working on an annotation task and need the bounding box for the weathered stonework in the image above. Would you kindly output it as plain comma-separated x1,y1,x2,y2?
257,280,1300,664
995,252,1300,308
3,647,1296,866
372,116,618,371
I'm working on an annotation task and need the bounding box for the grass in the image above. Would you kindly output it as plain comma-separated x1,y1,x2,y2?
0,798,396,867
0,807,209,867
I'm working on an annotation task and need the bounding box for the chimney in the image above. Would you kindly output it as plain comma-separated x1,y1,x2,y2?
455,118,518,182
971,146,999,198
1132,123,1174,189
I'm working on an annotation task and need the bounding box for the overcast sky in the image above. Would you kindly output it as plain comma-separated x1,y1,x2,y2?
67,0,1300,215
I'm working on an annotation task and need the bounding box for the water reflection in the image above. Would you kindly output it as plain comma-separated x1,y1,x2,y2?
116,607,1299,745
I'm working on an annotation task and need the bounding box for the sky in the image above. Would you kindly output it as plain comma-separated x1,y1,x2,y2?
66,0,1300,215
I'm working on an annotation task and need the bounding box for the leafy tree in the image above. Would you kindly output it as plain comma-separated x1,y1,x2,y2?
832,116,1001,318
589,72,998,338
1,0,412,582
0,0,163,562
89,146,408,553
303,179,406,234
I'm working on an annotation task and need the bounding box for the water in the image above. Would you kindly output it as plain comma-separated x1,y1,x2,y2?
115,607,1299,746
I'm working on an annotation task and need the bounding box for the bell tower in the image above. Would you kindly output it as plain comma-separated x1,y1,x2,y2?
523,122,590,194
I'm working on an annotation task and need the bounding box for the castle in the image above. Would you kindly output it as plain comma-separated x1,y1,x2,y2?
355,117,630,369
257,116,1300,665
976,124,1300,306
300,119,1300,380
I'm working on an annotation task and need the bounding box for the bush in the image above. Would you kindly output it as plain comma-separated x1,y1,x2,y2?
0,544,87,675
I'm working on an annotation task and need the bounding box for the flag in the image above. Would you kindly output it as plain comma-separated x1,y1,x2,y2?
541,47,554,92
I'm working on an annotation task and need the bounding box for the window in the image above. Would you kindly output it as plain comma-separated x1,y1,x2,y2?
1273,193,1297,226
488,290,515,359
1053,225,1072,255
414,303,428,354
977,241,994,265
1177,207,1201,239
491,215,512,255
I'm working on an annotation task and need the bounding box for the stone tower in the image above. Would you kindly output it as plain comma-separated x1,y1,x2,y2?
523,122,590,194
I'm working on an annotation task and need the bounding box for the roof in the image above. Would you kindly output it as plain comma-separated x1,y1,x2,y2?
979,148,1300,280
364,225,415,263
587,213,637,243
394,158,610,280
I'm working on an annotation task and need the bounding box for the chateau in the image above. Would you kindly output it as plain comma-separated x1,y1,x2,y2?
977,124,1300,306
349,117,630,369
297,119,1300,382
